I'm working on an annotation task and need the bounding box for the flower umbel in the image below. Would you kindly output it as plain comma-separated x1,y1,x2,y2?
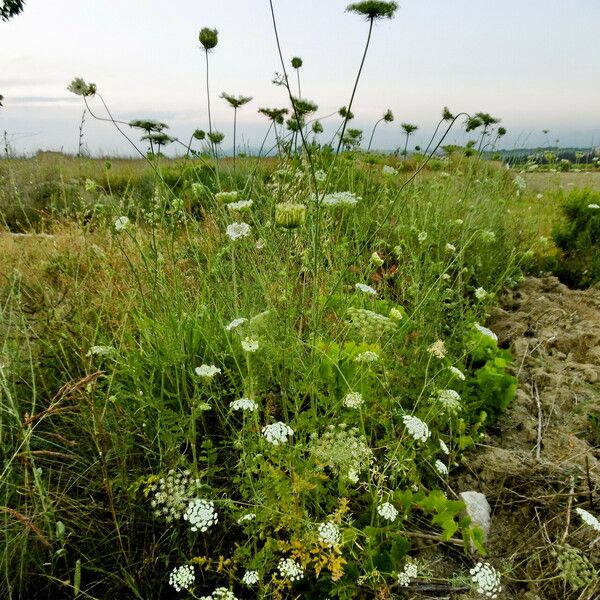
183,498,218,532
169,564,195,592
262,422,294,445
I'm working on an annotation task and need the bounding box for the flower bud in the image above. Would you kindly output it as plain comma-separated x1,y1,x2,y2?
275,203,306,229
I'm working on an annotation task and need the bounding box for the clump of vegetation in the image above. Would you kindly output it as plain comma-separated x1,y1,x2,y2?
552,189,600,287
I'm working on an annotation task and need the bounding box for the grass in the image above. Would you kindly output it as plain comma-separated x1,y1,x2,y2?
0,146,579,599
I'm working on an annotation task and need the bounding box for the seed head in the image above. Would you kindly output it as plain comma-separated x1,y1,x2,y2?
291,56,303,69
199,27,219,50
346,1,399,20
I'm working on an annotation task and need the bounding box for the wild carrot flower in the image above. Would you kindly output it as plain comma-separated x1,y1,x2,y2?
226,222,251,240
355,283,378,296
403,415,430,442
575,508,600,532
428,340,447,359
382,165,397,176
199,588,238,600
445,243,456,252
377,501,398,522
437,389,462,414
439,439,450,455
241,337,259,352
587,203,599,209
320,191,360,207
343,391,364,409
230,398,258,412
237,513,256,523
354,350,379,363
278,558,304,582
169,564,195,592
183,498,218,532
475,287,488,300
474,323,498,342
87,345,114,357
417,231,427,243
318,522,342,546
195,365,221,378
470,562,502,598
114,216,130,231
397,561,418,586
262,422,294,445
227,200,253,212
148,470,201,522
225,317,247,331
435,460,449,476
241,570,260,586
449,366,466,380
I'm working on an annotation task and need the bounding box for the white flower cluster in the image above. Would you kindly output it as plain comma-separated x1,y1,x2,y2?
320,191,361,207
588,203,600,209
227,199,253,212
435,460,449,476
449,366,466,381
470,562,502,599
226,222,251,240
310,425,373,482
225,317,247,331
169,564,195,592
343,391,363,409
474,323,498,342
195,364,221,378
418,231,428,243
355,283,378,296
397,561,418,586
87,345,114,357
318,521,341,546
403,415,430,443
241,570,260,586
237,512,256,523
354,351,379,363
262,422,294,445
199,587,238,600
428,340,447,359
114,216,130,231
475,287,488,300
437,389,462,414
230,398,258,412
241,337,259,352
439,439,450,455
277,558,304,582
575,507,600,532
377,501,398,522
183,498,218,532
314,169,327,182
148,470,201,522
382,164,398,176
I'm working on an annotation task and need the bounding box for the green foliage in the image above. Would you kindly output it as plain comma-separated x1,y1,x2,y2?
552,189,600,287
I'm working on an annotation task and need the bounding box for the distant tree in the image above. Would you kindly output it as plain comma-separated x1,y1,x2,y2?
1,0,25,21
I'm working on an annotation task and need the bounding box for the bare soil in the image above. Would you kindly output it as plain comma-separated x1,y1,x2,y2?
460,277,600,599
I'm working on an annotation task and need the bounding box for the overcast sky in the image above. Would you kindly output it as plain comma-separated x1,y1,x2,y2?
1,0,599,155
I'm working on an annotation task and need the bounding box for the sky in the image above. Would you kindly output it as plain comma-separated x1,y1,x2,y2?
1,0,600,156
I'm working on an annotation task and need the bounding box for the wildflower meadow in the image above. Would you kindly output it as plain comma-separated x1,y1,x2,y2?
1,2,600,599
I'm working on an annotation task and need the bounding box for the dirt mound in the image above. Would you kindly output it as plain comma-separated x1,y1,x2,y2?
461,277,600,599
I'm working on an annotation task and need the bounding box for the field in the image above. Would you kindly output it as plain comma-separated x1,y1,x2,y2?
1,145,599,600
2,3,600,599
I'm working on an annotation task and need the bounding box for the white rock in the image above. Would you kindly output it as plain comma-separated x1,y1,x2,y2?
460,491,492,544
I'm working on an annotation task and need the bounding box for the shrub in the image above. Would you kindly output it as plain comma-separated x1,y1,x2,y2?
552,189,600,287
